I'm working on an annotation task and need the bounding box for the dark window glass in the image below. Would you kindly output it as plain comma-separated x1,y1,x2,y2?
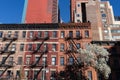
14,31,18,38
69,57,74,65
28,44,32,51
20,44,24,51
22,31,26,38
102,14,106,17
76,43,81,49
60,57,64,66
7,31,11,38
76,31,80,37
85,30,89,38
69,44,73,50
0,32,3,38
69,31,73,37
50,71,56,80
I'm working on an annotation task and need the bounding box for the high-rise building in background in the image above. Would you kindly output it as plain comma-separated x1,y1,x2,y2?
22,0,58,23
70,0,120,41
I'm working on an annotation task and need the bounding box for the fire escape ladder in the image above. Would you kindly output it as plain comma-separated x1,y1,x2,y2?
0,67,8,77
30,52,45,68
0,53,11,65
33,66,44,80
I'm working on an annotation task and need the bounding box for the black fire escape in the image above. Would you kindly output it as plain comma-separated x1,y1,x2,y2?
27,34,49,80
59,34,88,80
0,34,17,77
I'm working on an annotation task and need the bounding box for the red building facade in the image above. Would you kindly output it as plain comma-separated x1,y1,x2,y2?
24,0,58,23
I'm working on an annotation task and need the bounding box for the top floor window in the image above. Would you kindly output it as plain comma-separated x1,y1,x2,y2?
38,31,42,38
44,31,49,38
7,31,11,38
85,30,89,38
14,31,18,38
29,31,34,39
60,31,65,38
69,31,73,38
22,31,26,38
52,31,57,38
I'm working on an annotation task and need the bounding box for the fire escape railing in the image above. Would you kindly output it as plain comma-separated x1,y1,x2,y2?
27,35,49,80
0,34,17,77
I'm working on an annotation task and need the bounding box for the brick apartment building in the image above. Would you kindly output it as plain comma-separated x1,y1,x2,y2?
70,0,120,41
0,22,96,80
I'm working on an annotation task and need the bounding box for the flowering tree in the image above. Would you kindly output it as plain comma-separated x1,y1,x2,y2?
77,43,111,79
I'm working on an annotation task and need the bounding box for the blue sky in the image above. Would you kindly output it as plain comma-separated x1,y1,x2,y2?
0,0,119,23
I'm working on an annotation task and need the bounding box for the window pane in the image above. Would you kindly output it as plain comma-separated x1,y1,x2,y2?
20,44,24,51
76,43,80,49
60,43,64,51
52,57,56,65
69,57,74,65
38,31,41,38
7,31,11,38
85,30,89,38
26,57,30,65
69,31,73,37
30,31,34,38
22,31,26,38
14,31,18,38
76,31,80,37
28,44,32,51
53,31,57,38
60,57,64,66
61,31,64,38
52,44,56,51
44,31,49,37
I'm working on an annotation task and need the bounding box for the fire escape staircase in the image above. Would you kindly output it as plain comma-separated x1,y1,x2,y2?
28,36,49,80
0,35,17,77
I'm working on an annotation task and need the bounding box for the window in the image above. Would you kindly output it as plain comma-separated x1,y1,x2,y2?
88,71,92,80
52,57,56,65
38,31,42,38
102,14,106,17
9,57,13,65
76,43,81,49
77,19,81,22
34,70,38,79
85,30,89,38
52,44,57,51
77,57,81,63
22,31,26,38
78,4,80,7
28,44,32,51
26,57,30,65
50,71,56,80
7,31,11,38
69,31,73,37
77,14,80,17
25,71,29,78
0,32,3,38
36,43,40,50
60,57,64,66
35,57,39,62
60,31,65,38
16,71,20,78
60,43,65,51
44,31,49,37
18,57,22,65
53,31,57,38
69,57,74,65
42,57,47,65
76,31,80,37
29,31,34,39
20,44,24,51
14,31,18,38
11,44,16,51
69,44,73,50
44,44,48,52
